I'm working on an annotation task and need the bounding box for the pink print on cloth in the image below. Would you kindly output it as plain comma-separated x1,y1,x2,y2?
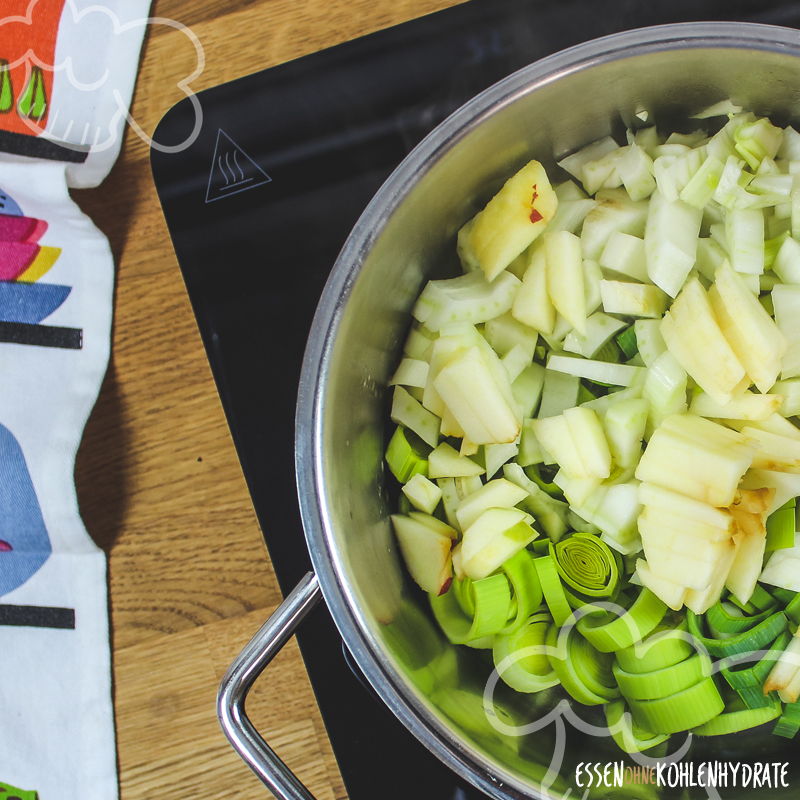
0,182,83,598
0,182,81,346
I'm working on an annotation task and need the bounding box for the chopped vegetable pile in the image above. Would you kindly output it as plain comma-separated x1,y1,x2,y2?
386,100,800,751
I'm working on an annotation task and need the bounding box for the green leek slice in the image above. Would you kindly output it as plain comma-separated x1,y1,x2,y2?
534,554,572,627
576,589,667,653
550,533,620,599
784,592,800,626
430,573,511,645
493,612,560,693
613,652,711,701
721,629,792,689
545,623,619,705
605,698,670,754
766,501,796,552
615,326,639,360
500,549,543,634
686,609,789,658
629,677,724,734
385,425,430,483
615,618,694,674
691,697,781,736
771,587,799,606
706,601,774,635
774,699,800,738
734,685,778,710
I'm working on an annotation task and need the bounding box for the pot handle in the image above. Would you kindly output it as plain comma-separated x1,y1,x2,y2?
217,571,323,800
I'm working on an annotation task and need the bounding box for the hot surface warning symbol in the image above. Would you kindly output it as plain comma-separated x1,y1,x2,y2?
205,130,272,203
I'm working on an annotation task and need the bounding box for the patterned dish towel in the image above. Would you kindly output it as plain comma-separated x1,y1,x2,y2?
0,2,152,798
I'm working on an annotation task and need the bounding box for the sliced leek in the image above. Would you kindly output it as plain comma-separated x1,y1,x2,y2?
613,652,711,701
576,589,667,653
629,677,724,734
615,618,694,674
691,697,780,736
686,609,789,658
550,533,620,600
534,553,573,627
605,698,670,754
493,612,560,692
545,622,620,705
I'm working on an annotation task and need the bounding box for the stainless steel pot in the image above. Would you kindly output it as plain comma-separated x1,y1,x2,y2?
219,21,800,800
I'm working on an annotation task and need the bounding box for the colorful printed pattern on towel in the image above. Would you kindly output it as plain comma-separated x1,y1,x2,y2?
0,422,52,597
0,183,83,347
0,0,66,135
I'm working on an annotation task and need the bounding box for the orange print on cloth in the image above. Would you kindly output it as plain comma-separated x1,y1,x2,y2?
0,0,67,136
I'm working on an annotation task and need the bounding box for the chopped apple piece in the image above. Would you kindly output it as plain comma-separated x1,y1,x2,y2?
642,350,687,435
760,544,800,591
660,278,747,406
634,318,668,367
772,283,800,379
603,398,649,468
708,261,786,392
684,534,742,615
599,231,649,282
643,543,727,592
740,468,800,513
764,631,800,698
638,481,736,529
644,189,703,297
638,517,733,563
580,192,649,261
423,325,481,416
468,160,558,281
392,514,453,595
636,559,687,611
512,248,556,334
427,442,485,479
639,505,733,542
741,425,800,472
434,346,520,444
391,386,441,449
600,280,669,318
689,389,783,421
530,414,584,477
581,481,642,544
545,230,586,334
563,312,626,358
455,478,529,531
402,475,444,515
407,511,458,540
554,470,604,508
563,406,612,479
725,517,768,605
635,415,758,507
461,507,538,580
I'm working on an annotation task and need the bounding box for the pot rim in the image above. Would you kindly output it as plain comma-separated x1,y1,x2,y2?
295,20,800,800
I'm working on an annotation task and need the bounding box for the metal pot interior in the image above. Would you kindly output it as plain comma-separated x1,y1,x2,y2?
297,22,800,800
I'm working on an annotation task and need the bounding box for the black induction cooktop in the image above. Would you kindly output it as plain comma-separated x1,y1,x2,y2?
150,1,800,797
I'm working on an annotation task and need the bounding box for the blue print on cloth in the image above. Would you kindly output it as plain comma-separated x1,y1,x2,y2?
0,188,22,217
0,282,71,324
0,423,51,597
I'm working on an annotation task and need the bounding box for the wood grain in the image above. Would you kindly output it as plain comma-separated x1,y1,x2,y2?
70,1,465,798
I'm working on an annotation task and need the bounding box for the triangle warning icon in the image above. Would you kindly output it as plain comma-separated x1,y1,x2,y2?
206,130,272,203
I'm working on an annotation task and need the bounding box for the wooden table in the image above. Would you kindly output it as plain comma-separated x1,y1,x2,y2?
71,1,466,798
